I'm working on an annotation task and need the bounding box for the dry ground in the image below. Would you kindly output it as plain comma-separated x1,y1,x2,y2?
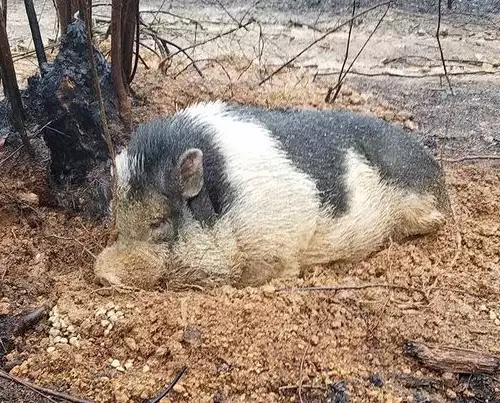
0,65,499,402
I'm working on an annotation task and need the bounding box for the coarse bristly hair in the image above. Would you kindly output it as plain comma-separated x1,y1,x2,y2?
94,101,451,290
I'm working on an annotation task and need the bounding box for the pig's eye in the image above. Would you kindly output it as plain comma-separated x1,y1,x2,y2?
150,216,167,229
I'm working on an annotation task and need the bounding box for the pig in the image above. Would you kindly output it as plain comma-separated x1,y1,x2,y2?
94,101,450,290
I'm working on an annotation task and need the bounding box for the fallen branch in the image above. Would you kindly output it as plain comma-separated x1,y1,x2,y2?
443,155,500,163
0,370,94,403
147,366,188,403
404,341,500,374
314,68,500,80
258,0,394,86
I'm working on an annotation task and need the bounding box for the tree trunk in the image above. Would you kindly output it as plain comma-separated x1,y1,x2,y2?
0,7,33,154
111,0,131,128
121,0,139,84
54,0,79,36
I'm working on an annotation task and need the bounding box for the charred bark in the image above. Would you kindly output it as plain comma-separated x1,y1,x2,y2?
24,0,48,74
19,19,125,215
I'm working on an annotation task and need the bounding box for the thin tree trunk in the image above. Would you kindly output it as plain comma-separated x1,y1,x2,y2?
55,0,78,36
24,0,47,74
0,9,33,155
121,0,138,84
111,0,131,129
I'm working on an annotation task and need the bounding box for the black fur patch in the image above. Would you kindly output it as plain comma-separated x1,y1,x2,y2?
233,105,442,215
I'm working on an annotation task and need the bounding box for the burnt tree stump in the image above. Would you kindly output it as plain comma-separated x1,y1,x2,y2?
1,18,127,216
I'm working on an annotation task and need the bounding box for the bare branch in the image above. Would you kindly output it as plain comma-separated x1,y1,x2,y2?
147,367,188,403
258,1,394,86
436,0,453,94
326,2,390,104
325,0,357,104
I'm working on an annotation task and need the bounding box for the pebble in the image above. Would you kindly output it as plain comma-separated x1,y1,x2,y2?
142,365,150,373
479,304,488,312
69,337,79,347
110,359,121,368
53,336,62,344
124,361,133,370
47,346,56,353
311,335,319,345
95,307,107,317
105,302,115,310
495,319,500,326
49,328,60,337
446,389,457,399
489,310,497,320
124,337,138,352
101,319,111,327
125,303,135,309
106,309,116,319
116,310,125,318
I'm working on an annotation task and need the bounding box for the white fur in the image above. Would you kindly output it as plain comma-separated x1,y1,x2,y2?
183,102,321,277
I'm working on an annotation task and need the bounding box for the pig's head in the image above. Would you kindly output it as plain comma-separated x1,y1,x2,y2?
94,140,206,290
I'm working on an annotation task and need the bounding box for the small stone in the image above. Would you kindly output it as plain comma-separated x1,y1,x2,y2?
95,307,107,317
47,346,56,353
495,319,500,326
417,29,426,36
261,284,276,295
105,302,115,310
125,303,135,309
310,335,319,345
116,366,126,372
101,319,110,327
106,309,116,319
49,328,60,337
116,310,124,317
489,310,497,320
59,319,67,329
108,314,118,323
67,325,75,334
53,336,62,344
142,365,150,373
52,320,61,329
69,336,79,346
110,359,121,368
446,389,457,399
59,337,68,344
479,304,488,312
124,361,133,370
104,328,111,336
124,337,138,352
331,320,342,328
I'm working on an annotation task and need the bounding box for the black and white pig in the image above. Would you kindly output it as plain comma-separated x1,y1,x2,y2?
94,101,450,290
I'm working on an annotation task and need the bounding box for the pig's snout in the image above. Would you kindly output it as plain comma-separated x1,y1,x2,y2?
94,242,168,290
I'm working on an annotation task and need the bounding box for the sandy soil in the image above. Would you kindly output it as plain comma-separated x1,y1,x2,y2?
0,2,500,403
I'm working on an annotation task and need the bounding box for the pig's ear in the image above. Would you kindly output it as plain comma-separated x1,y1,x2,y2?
178,148,204,199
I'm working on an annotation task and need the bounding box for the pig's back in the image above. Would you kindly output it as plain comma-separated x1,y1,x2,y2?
232,106,447,214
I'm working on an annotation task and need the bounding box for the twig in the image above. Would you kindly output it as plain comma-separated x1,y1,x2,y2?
147,366,188,403
45,234,96,259
169,18,254,57
436,0,453,94
279,283,429,303
0,370,94,403
298,346,309,403
12,44,59,62
325,0,356,104
314,69,500,79
258,1,393,86
141,26,203,78
215,0,247,29
139,10,204,29
326,2,391,103
443,155,500,162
